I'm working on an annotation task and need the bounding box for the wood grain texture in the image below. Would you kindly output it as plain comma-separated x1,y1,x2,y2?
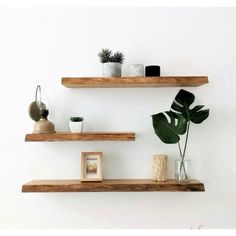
152,154,168,182
25,132,135,142
22,179,205,192
61,76,208,88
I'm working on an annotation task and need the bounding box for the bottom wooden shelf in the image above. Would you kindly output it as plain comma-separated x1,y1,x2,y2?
22,179,205,192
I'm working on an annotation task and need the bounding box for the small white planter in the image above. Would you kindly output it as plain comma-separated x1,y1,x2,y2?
127,64,144,77
69,121,83,133
103,62,122,77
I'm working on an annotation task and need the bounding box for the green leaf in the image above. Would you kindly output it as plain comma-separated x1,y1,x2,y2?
171,89,194,121
171,89,210,124
152,111,187,144
189,105,205,114
190,109,209,124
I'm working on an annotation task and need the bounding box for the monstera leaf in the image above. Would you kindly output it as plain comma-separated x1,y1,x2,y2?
152,111,187,144
171,89,209,124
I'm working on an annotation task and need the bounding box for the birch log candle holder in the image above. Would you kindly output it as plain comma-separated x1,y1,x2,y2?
152,154,168,182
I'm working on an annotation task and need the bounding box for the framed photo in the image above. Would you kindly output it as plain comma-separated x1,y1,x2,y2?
81,152,103,182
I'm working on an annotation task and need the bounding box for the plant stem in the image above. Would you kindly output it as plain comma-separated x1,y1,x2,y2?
177,121,190,180
183,121,190,158
177,142,186,180
178,142,183,157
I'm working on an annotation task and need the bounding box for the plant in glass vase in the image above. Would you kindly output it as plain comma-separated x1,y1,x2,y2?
151,89,209,181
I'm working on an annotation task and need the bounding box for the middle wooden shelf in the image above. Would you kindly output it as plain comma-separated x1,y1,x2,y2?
25,132,135,142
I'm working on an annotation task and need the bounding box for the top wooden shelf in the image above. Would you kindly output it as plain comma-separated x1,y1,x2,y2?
61,76,208,88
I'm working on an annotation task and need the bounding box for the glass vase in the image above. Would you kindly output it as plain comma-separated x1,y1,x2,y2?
175,159,191,181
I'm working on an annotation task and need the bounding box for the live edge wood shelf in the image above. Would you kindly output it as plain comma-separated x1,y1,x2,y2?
61,76,208,88
25,132,135,142
22,179,205,192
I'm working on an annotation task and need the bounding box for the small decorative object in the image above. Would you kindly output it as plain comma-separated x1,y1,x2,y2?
175,160,190,181
81,152,103,182
69,117,84,133
151,89,209,181
145,65,161,76
28,85,46,121
152,154,168,182
33,109,56,133
127,64,144,77
98,48,125,77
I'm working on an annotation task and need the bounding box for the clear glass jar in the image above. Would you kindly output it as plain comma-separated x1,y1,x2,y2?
175,160,191,181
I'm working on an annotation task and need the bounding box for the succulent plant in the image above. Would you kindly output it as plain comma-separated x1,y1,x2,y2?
111,52,125,63
40,109,49,119
98,48,125,64
98,49,112,63
70,117,84,122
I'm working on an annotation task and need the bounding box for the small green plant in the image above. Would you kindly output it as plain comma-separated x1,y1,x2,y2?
98,48,125,64
70,117,84,122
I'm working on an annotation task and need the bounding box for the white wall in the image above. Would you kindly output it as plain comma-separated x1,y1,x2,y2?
0,7,235,229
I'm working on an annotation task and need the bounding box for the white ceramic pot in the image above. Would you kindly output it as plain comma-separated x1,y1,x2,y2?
127,64,144,77
103,62,122,77
69,121,83,133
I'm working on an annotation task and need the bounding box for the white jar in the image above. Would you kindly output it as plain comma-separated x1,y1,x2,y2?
127,64,144,77
69,121,83,133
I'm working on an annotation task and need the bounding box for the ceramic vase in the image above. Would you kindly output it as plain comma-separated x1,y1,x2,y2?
127,64,144,77
69,121,83,133
103,62,122,77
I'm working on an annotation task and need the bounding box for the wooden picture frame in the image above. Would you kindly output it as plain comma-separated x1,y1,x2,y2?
81,152,103,182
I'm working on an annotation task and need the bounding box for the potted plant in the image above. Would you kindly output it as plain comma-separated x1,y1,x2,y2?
69,117,84,133
151,89,209,181
98,48,125,77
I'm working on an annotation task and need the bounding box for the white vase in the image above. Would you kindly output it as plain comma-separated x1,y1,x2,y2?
69,121,83,133
102,62,122,77
127,64,144,77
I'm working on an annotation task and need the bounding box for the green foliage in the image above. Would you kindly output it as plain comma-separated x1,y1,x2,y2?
98,49,112,63
152,111,187,144
171,89,209,124
40,109,49,119
98,48,125,64
70,116,84,122
152,89,209,180
111,52,125,63
152,89,209,144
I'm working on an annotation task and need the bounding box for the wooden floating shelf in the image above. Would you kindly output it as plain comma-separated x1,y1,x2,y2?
25,132,135,142
22,179,205,192
62,76,208,88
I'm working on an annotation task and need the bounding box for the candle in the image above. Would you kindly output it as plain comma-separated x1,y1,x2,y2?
152,154,168,182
